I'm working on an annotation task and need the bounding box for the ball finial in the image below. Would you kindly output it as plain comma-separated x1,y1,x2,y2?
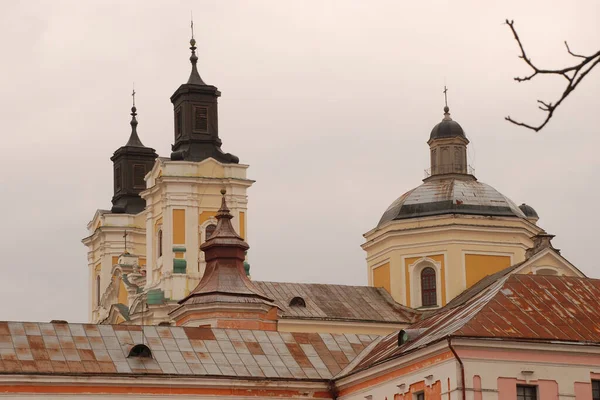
444,106,449,113
220,188,226,195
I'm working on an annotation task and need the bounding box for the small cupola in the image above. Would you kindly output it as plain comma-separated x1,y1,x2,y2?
169,189,278,330
426,103,471,179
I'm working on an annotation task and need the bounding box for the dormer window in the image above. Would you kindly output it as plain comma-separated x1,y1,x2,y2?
289,296,306,307
193,106,208,132
128,344,152,358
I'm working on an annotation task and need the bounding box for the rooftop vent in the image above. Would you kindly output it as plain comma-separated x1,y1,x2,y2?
397,328,427,346
289,296,306,307
128,344,152,358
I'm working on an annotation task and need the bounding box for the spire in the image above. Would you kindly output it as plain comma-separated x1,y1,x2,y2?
187,17,206,85
125,87,145,147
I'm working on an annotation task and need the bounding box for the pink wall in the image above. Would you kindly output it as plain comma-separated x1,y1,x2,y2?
473,375,482,400
575,382,593,400
538,380,558,400
497,378,517,399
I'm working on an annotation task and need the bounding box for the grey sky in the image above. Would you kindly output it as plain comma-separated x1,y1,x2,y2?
0,1,598,322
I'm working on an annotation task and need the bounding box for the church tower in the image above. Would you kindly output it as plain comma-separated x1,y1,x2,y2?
363,101,543,309
110,98,158,214
169,33,238,164
83,31,253,325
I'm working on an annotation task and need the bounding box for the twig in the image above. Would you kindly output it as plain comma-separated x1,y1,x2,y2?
505,19,600,132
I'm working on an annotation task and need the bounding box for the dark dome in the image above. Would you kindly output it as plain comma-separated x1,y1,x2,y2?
519,203,539,219
429,119,466,141
378,178,527,228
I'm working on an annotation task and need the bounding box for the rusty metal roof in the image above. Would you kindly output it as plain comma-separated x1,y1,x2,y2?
254,281,419,324
352,275,600,372
378,178,526,227
0,323,377,379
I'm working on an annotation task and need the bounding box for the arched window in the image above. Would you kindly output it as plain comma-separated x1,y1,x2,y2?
95,275,101,306
289,297,306,307
205,224,217,241
128,344,152,358
536,268,558,276
157,229,163,257
421,267,437,307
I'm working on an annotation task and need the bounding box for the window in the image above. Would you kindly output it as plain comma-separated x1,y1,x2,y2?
193,106,208,132
115,166,122,191
157,229,163,258
128,344,152,358
593,380,600,400
415,392,424,400
205,224,216,241
95,275,101,306
517,385,537,400
175,108,182,137
289,297,306,307
133,164,146,189
421,267,437,306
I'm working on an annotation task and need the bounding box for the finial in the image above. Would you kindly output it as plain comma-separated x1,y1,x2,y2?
187,13,205,85
216,188,232,220
125,87,145,147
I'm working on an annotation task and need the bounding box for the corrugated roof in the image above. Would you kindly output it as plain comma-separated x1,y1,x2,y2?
254,282,419,324
352,275,600,372
0,323,377,379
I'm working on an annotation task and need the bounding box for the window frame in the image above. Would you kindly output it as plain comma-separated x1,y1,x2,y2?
132,164,146,189
205,223,217,242
517,384,538,400
421,266,437,307
592,380,600,400
95,275,101,307
193,106,209,133
157,229,163,258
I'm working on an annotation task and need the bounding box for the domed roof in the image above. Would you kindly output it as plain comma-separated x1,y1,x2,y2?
429,107,466,141
519,203,539,219
378,178,526,227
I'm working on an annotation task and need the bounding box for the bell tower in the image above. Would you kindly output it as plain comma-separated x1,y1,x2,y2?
110,94,158,214
170,31,238,163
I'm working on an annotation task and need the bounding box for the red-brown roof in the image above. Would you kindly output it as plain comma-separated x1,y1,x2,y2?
353,274,600,372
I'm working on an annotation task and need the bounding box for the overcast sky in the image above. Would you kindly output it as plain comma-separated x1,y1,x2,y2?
0,1,598,322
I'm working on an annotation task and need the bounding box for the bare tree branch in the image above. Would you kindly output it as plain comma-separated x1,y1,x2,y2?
505,19,600,132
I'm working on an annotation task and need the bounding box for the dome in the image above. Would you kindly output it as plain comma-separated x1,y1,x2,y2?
519,203,539,219
378,178,527,227
429,107,466,141
429,119,466,140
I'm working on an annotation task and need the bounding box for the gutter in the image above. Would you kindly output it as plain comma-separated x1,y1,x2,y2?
447,337,466,400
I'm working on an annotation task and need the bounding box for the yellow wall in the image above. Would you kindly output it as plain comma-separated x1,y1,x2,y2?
117,279,128,305
112,256,119,266
199,211,218,225
373,263,391,294
173,209,186,244
465,254,511,287
404,254,446,307
239,211,246,239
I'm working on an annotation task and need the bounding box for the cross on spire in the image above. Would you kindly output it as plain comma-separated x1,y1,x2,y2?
443,86,449,108
132,84,136,108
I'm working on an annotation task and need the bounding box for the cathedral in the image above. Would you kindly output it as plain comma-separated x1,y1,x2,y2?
1,32,599,400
